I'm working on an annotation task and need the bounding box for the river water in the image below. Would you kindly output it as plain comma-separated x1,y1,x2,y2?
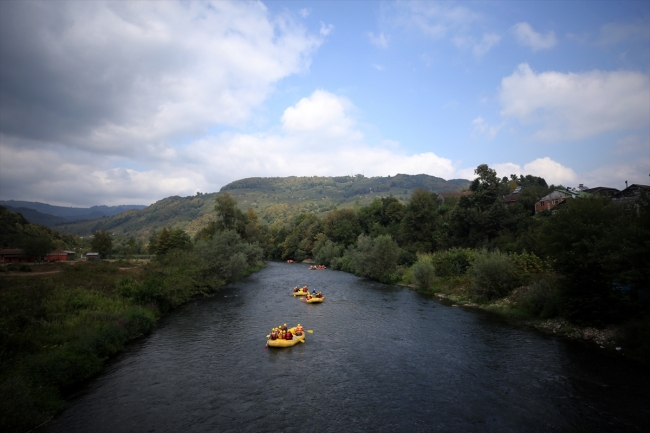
45,262,649,433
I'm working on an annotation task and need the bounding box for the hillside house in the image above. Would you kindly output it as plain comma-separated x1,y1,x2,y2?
502,186,522,207
584,186,620,197
45,250,76,262
535,188,590,214
86,252,100,261
611,184,650,203
0,248,38,263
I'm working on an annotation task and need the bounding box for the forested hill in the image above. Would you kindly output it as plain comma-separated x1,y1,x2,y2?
221,174,469,196
0,200,147,224
53,174,470,239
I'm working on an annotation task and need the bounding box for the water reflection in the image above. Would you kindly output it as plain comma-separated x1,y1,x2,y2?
45,262,649,433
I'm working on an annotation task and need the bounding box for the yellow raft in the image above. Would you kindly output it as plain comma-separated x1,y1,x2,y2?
267,327,306,347
305,296,325,303
292,286,309,296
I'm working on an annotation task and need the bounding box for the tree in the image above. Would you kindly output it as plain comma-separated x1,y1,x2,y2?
90,230,113,258
401,188,439,252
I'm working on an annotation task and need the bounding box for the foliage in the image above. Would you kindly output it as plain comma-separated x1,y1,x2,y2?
428,248,476,277
511,276,560,318
411,255,436,290
468,250,520,302
347,234,401,283
90,230,113,258
312,235,342,266
534,195,649,325
401,188,440,252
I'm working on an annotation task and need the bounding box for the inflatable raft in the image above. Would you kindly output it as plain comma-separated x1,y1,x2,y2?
292,286,309,296
267,326,306,347
305,296,325,303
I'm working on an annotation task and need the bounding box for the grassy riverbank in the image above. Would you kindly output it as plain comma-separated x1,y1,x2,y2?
0,258,264,433
407,273,650,363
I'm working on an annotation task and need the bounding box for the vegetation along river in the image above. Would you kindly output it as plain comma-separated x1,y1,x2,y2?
44,262,649,433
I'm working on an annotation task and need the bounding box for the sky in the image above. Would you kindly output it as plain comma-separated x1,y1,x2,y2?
0,0,649,207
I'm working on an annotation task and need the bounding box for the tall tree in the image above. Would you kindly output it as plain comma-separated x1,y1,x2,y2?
90,230,113,258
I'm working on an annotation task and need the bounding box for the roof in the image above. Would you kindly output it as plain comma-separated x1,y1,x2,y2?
0,248,25,255
612,184,650,200
584,186,619,194
86,252,100,256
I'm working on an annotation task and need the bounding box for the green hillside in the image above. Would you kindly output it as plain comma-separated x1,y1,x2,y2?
55,174,470,239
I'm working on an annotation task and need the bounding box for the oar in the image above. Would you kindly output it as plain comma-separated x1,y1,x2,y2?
307,330,313,333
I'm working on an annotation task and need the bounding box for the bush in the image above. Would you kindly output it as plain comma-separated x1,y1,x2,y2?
348,234,401,282
18,265,32,272
468,250,519,301
510,251,546,285
512,276,560,318
429,248,476,277
412,256,436,290
314,239,341,266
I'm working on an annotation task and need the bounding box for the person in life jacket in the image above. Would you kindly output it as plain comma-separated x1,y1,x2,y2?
312,289,316,295
316,292,322,298
270,329,278,340
281,324,287,331
286,330,293,340
295,324,303,335
293,286,298,292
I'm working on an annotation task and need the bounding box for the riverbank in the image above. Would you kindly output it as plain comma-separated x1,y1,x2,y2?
0,259,264,433
406,277,639,358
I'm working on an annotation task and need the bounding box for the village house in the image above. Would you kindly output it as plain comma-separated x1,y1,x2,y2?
501,186,522,207
0,248,75,263
0,248,36,263
86,252,101,261
535,188,591,214
584,186,620,197
45,250,76,262
611,184,650,204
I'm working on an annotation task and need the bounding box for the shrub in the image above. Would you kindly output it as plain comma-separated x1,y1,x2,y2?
429,248,476,277
512,275,560,318
511,250,546,285
314,239,341,266
412,256,436,290
19,265,32,272
468,250,519,301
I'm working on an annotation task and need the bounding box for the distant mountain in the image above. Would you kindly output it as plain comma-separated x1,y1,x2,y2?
52,174,471,239
0,200,147,224
2,206,67,227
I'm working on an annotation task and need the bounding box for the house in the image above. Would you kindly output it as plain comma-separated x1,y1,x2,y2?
0,248,38,263
535,188,590,214
45,250,76,262
584,186,620,198
611,184,650,203
86,252,101,261
502,186,522,207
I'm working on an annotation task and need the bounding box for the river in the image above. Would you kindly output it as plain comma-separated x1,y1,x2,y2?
44,262,649,432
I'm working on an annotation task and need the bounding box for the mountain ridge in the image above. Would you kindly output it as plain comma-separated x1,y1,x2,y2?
15,174,471,239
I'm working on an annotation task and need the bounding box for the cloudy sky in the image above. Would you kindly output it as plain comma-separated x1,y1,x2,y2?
1,0,648,206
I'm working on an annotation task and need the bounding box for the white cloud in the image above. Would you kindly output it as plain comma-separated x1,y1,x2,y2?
280,90,360,139
0,1,322,156
472,32,501,57
0,142,204,206
470,158,578,186
471,116,505,139
523,158,578,186
499,63,650,141
320,22,334,36
393,1,479,39
373,64,385,71
512,22,557,51
299,8,311,18
367,31,389,48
